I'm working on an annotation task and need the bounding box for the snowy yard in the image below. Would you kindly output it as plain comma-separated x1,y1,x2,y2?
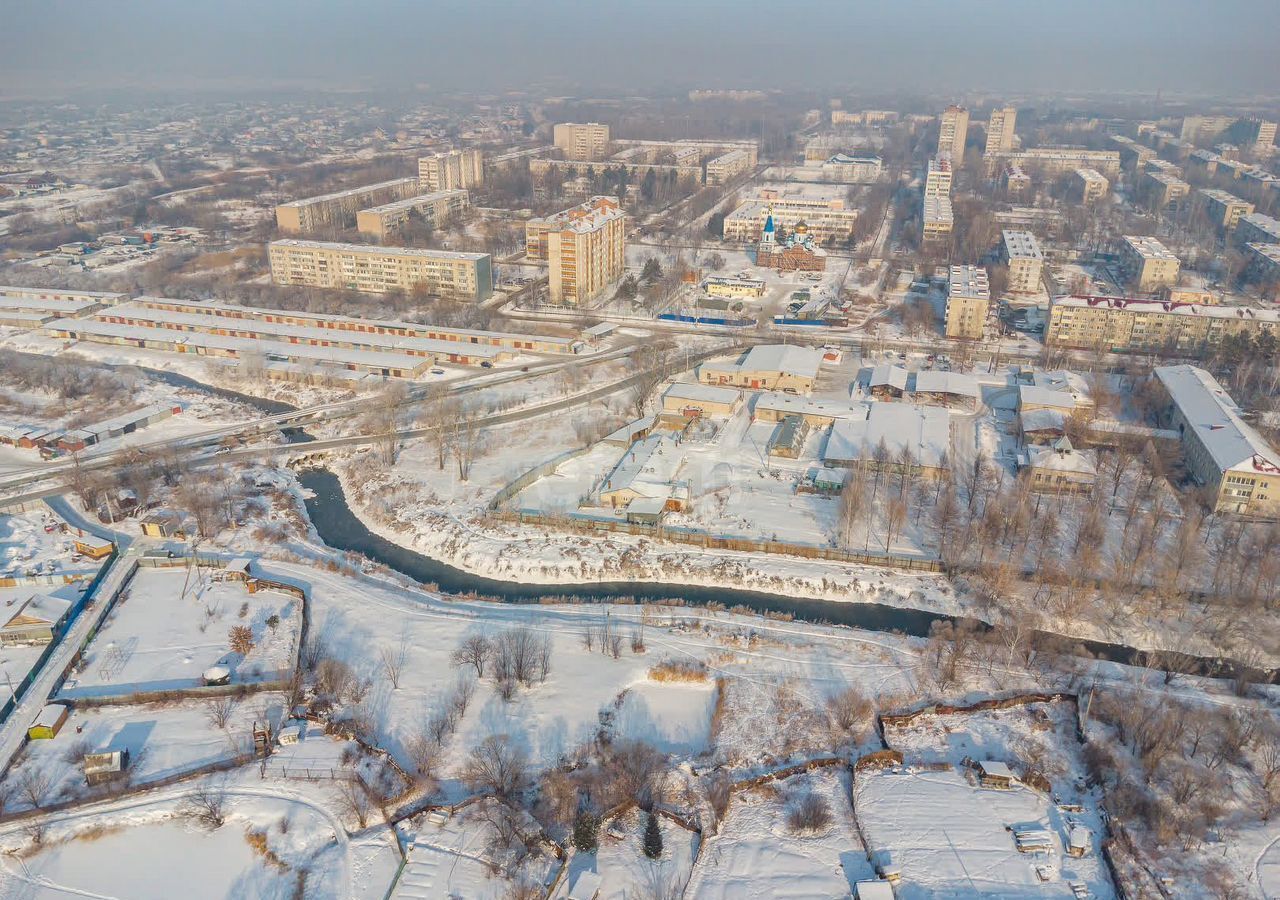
685,767,873,899
0,508,102,579
58,566,300,699
557,806,700,900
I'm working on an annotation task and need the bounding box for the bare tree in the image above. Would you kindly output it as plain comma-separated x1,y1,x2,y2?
464,734,530,799
18,769,51,809
206,696,237,730
786,791,833,834
182,782,228,829
337,777,372,828
451,634,492,678
379,635,409,690
826,686,874,735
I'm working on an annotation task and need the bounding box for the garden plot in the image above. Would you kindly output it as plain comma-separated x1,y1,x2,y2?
557,806,700,900
855,768,1115,899
613,680,716,756
5,695,282,811
684,767,873,899
0,791,350,900
59,565,300,699
394,800,559,899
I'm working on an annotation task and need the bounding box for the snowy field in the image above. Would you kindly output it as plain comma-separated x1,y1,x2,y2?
614,681,716,756
855,768,1115,899
685,767,874,899
0,508,102,579
6,695,281,810
58,566,300,699
0,789,368,900
394,800,558,899
556,806,700,900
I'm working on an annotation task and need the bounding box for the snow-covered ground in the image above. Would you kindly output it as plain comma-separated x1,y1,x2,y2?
58,566,300,699
556,806,700,900
0,508,103,579
685,767,873,898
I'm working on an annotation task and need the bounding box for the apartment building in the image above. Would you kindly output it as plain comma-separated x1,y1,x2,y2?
924,156,952,198
1072,168,1109,204
268,239,492,301
1119,235,1181,293
922,196,954,242
945,265,991,339
723,196,858,244
1110,134,1157,169
418,149,484,192
1188,149,1221,176
1154,365,1280,517
1000,230,1043,294
938,105,969,158
985,106,1017,155
355,190,470,242
1244,243,1280,285
541,200,626,306
1199,189,1254,234
1046,295,1279,355
1002,165,1030,195
985,148,1121,178
1235,213,1280,248
1142,171,1191,209
525,196,622,260
553,122,611,161
819,154,882,183
275,178,421,235
1180,115,1236,143
705,149,753,184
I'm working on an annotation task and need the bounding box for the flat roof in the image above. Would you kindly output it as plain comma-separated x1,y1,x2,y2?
359,190,468,215
1199,188,1249,205
738,344,825,379
753,392,862,420
1001,230,1042,260
1240,213,1280,239
1052,295,1279,324
269,238,489,262
663,382,741,406
914,370,979,398
948,265,989,300
0,285,127,301
276,177,420,209
1155,364,1280,476
1122,235,1178,260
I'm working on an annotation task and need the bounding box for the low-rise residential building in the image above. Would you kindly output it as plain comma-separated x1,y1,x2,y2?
274,177,421,235
985,148,1121,178
1045,295,1280,354
268,239,492,301
1142,171,1191,209
699,345,825,394
1000,230,1043,294
1,594,72,645
1118,235,1180,293
355,189,469,241
1073,168,1109,204
1235,213,1280,248
1154,365,1280,516
1020,437,1097,494
705,149,753,184
945,265,991,339
819,154,882,183
822,403,952,479
1243,242,1280,286
1199,189,1254,234
1001,165,1031,195
922,196,953,242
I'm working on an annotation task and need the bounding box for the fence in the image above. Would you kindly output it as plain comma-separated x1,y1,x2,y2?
487,509,944,573
488,444,598,510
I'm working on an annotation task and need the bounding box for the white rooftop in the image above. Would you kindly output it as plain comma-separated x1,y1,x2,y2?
1155,364,1280,477
270,238,488,262
662,382,742,407
737,345,825,379
948,265,990,300
1001,230,1042,260
276,177,419,208
914,370,979,398
824,404,951,469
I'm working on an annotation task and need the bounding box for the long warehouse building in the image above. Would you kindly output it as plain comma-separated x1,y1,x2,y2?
269,239,492,301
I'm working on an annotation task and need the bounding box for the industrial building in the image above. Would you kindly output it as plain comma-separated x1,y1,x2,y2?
1154,365,1280,516
274,178,421,235
1000,231,1043,294
945,265,991,339
1118,235,1180,293
268,239,492,301
822,404,952,479
355,190,470,241
53,403,182,453
418,149,484,192
699,345,825,394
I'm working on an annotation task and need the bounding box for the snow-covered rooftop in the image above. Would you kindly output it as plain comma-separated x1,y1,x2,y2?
1156,364,1280,476
823,404,951,469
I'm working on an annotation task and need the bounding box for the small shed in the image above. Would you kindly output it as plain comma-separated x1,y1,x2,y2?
221,558,253,582
28,703,69,740
73,537,114,560
84,749,129,786
975,760,1017,789
1067,825,1092,858
624,496,667,526
855,882,896,900
568,871,603,900
811,467,849,495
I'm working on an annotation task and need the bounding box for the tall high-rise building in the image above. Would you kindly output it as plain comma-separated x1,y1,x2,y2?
938,105,969,158
529,197,626,305
418,149,485,192
985,106,1017,155
553,122,611,161
925,156,953,198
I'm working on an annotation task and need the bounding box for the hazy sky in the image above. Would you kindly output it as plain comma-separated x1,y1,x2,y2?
3,0,1278,100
